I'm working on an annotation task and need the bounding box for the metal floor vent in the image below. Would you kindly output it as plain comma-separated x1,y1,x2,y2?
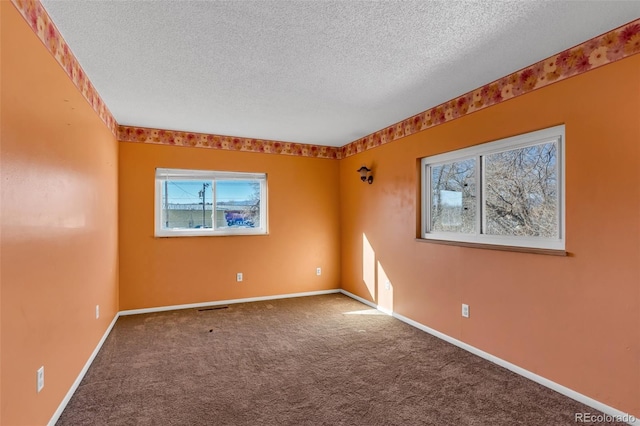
197,306,229,312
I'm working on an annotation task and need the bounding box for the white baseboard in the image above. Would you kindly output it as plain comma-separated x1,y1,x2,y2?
48,313,120,426
339,289,638,425
339,289,377,309
119,289,341,316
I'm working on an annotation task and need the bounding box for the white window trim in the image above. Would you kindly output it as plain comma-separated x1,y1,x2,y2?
421,125,565,251
155,168,268,237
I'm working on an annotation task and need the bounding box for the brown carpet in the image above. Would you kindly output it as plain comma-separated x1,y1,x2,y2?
57,294,623,425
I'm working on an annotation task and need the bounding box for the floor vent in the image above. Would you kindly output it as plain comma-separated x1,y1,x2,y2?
197,306,229,312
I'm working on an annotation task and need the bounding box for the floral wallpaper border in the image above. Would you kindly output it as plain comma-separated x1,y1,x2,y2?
11,0,118,136
117,126,340,159
11,0,640,159
339,18,640,159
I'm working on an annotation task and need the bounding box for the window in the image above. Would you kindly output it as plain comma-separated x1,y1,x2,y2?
422,125,564,250
155,168,267,237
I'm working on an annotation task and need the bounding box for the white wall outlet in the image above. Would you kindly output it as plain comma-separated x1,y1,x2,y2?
385,281,391,291
236,272,243,282
316,267,321,276
96,305,100,319
36,366,44,393
462,303,470,318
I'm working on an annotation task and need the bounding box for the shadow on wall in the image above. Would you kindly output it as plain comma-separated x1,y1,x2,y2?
363,233,394,314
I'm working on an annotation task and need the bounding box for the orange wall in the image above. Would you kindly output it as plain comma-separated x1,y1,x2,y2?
118,143,340,310
340,54,640,416
0,4,119,425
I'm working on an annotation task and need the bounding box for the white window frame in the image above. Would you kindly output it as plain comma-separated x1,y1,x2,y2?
155,168,268,237
421,125,565,250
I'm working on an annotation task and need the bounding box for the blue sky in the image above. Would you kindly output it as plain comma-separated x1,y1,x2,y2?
439,190,462,207
165,180,256,204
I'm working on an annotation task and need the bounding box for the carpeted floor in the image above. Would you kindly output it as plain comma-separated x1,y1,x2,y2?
57,294,624,425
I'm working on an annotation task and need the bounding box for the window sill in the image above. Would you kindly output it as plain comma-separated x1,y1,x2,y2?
155,231,269,238
415,238,568,256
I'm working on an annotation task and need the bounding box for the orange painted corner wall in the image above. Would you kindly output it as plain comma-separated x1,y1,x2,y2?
339,54,640,416
1,3,119,426
118,143,340,310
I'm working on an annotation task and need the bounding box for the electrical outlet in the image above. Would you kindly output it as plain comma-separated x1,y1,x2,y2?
316,267,322,276
462,304,470,318
236,272,243,282
96,305,100,319
385,281,391,291
37,366,44,393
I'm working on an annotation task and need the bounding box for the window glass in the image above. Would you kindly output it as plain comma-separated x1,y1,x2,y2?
430,159,476,234
215,180,262,229
484,142,558,238
160,180,212,230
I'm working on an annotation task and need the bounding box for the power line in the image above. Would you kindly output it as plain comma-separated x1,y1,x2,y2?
168,181,205,198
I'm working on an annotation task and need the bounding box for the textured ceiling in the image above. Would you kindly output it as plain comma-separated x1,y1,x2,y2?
40,1,640,147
